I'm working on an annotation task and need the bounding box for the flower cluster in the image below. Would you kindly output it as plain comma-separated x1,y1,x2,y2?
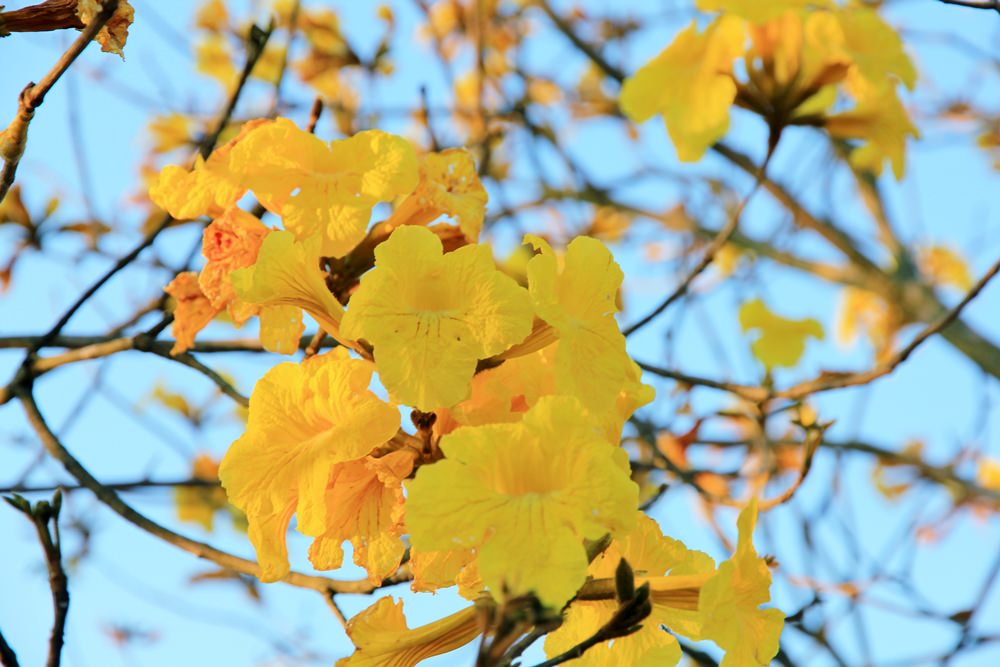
154,116,783,666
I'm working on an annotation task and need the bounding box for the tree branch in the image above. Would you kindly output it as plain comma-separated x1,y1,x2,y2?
1,0,119,201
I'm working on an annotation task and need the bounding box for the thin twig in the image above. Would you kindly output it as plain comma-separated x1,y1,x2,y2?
1,0,120,201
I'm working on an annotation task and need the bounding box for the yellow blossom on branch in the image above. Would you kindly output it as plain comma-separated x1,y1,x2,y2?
230,230,348,352
337,597,483,667
406,396,638,607
218,350,400,582
386,148,489,242
230,118,418,257
164,271,220,355
619,16,745,162
697,501,785,667
341,226,533,410
524,235,642,414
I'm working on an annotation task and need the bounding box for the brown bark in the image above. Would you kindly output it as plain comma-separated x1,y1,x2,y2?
0,0,84,36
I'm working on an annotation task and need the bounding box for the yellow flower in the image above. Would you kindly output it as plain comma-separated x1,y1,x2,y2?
164,272,220,355
230,230,349,350
836,287,898,360
619,16,745,161
337,597,482,667
524,235,639,415
149,119,271,220
308,449,416,584
739,298,823,369
825,81,918,179
230,119,418,257
147,113,193,154
195,0,229,31
406,396,638,607
918,244,974,292
544,513,715,666
341,226,533,410
196,34,238,88
438,344,652,444
977,458,1000,491
174,454,227,531
219,350,400,582
697,501,784,666
386,148,489,242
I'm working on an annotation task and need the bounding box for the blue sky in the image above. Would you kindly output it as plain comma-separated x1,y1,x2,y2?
2,0,1000,665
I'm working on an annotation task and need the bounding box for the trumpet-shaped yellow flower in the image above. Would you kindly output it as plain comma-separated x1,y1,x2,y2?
525,235,637,414
218,351,400,582
230,118,418,257
739,298,823,369
620,16,745,161
698,501,784,667
308,449,415,584
544,513,715,666
337,597,482,667
406,396,638,607
164,272,220,355
341,226,533,410
230,230,348,348
387,148,489,242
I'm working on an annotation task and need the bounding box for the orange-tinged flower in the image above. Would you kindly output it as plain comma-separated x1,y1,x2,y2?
164,272,220,355
199,208,270,317
386,148,488,242
337,597,482,667
218,350,400,582
406,396,638,607
341,226,534,410
230,118,418,257
619,16,745,162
